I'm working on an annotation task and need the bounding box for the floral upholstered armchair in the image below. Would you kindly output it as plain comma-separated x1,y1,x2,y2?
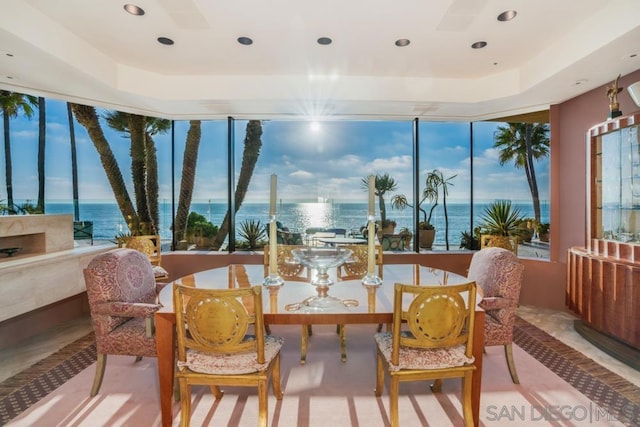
83,248,165,396
467,246,525,383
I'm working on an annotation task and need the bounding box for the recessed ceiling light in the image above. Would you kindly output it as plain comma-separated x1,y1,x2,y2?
497,10,517,21
237,37,253,45
471,41,487,49
157,37,174,46
395,39,410,47
317,37,332,45
124,4,145,16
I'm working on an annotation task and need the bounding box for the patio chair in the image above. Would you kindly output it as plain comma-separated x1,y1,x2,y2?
173,284,284,427
83,248,163,396
374,282,477,427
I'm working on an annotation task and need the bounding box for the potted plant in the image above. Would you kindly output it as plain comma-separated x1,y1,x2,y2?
478,199,525,253
362,173,398,237
537,222,550,242
517,218,536,243
459,227,481,250
398,226,413,249
185,211,219,248
392,169,456,249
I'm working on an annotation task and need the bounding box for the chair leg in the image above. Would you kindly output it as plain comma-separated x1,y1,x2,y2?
339,324,347,362
258,379,268,427
300,325,308,365
90,353,107,397
374,351,385,397
135,356,143,362
389,375,400,427
179,379,191,427
461,371,474,427
504,343,520,384
430,378,443,393
210,385,224,399
272,354,284,400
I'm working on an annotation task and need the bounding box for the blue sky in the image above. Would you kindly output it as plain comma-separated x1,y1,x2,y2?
0,97,550,207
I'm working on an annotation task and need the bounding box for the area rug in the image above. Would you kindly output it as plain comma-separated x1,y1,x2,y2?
1,318,639,426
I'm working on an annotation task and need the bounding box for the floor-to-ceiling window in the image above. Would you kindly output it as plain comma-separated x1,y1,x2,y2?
0,91,550,258
232,119,415,248
418,121,472,250
472,121,551,258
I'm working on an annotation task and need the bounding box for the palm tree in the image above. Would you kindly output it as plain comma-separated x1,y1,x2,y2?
494,123,550,224
437,170,457,250
361,173,397,225
104,112,152,232
212,120,264,250
174,120,202,243
144,117,170,234
70,104,138,226
37,97,46,213
103,112,170,234
0,90,38,213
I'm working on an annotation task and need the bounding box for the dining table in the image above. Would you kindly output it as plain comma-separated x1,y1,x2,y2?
155,263,485,426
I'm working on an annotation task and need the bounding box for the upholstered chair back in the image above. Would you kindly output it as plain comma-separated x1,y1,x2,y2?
467,247,524,341
84,248,158,340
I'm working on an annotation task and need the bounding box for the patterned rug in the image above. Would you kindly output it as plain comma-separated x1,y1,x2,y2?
1,318,639,426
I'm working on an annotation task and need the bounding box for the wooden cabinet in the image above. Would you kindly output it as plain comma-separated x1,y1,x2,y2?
567,112,640,368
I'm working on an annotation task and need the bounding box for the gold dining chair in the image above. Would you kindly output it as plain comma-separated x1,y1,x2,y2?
173,284,284,427
374,281,477,427
124,234,169,281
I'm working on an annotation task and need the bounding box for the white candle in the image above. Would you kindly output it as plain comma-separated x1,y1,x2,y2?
269,220,278,275
368,175,375,216
270,174,277,216
367,219,375,275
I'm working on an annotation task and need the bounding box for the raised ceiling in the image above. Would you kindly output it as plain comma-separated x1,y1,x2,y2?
1,0,639,121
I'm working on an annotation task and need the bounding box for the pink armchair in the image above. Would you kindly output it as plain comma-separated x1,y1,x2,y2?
83,248,165,396
467,247,525,383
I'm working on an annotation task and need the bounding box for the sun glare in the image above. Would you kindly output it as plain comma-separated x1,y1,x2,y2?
310,121,321,133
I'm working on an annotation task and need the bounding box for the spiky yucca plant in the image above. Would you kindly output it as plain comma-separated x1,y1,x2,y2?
238,219,265,250
479,199,524,237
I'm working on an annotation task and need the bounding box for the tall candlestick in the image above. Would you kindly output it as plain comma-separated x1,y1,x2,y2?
270,174,277,216
269,219,277,275
367,219,375,274
368,175,375,216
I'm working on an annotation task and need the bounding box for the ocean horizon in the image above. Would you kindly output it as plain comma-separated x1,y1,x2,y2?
43,201,550,247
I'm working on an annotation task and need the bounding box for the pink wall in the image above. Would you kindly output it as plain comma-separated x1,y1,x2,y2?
530,69,640,310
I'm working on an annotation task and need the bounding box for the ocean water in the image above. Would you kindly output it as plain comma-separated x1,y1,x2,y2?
45,201,549,247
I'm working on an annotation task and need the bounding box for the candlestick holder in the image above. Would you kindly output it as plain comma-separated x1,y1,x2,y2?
361,272,382,287
263,272,285,288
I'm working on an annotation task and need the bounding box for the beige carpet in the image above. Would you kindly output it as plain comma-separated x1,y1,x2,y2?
3,321,639,426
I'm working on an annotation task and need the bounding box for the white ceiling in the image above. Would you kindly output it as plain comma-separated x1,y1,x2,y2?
1,0,639,121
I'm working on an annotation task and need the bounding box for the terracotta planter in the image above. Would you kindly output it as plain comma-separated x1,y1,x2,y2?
419,229,435,249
